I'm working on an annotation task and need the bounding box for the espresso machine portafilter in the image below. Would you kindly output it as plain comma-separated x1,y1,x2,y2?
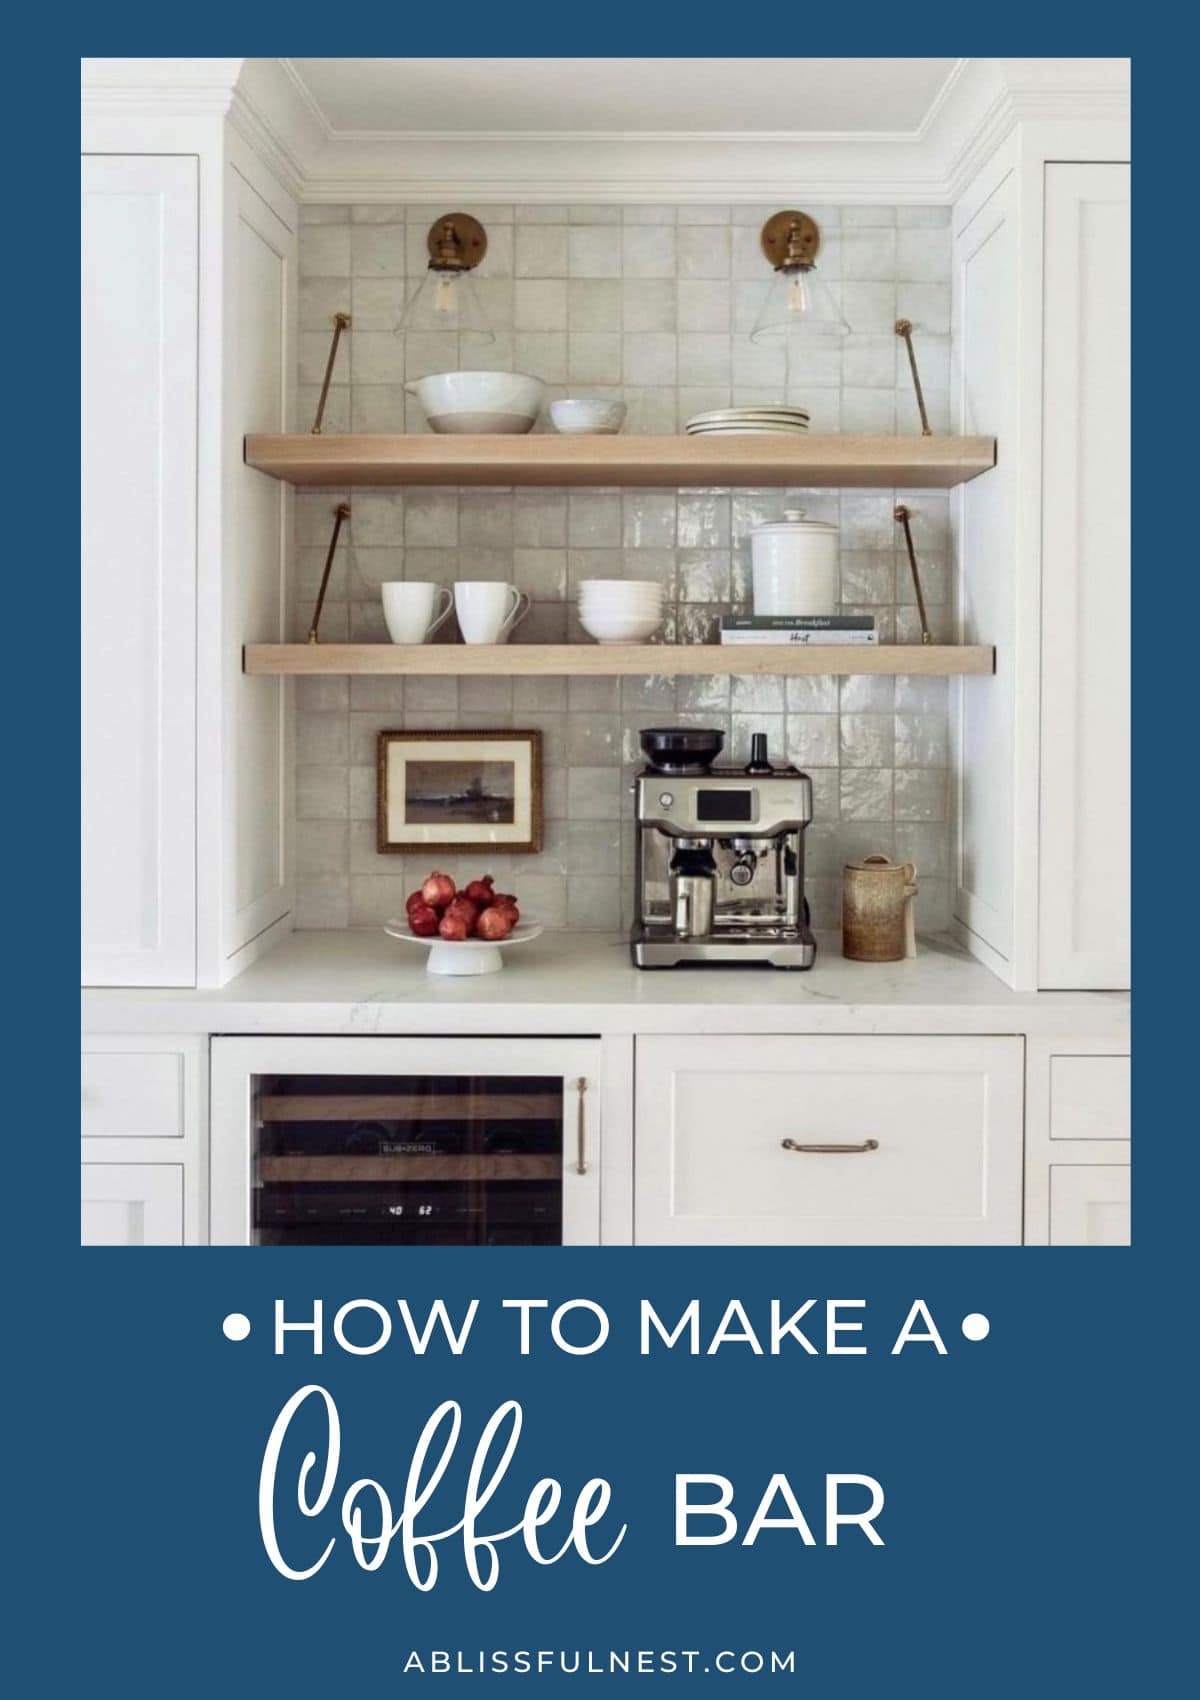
631,729,816,969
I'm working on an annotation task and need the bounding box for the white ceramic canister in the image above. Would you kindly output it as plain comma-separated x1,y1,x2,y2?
750,509,840,616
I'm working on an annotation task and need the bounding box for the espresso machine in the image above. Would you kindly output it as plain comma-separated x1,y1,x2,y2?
631,727,816,969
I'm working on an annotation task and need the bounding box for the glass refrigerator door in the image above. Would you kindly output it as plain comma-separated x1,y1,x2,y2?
252,1072,566,1246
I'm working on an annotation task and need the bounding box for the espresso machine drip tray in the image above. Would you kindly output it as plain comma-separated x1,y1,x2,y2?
633,928,817,970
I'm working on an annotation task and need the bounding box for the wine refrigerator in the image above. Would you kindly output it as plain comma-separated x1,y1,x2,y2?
210,1037,605,1246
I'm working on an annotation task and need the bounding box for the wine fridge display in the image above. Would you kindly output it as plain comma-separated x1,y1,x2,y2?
210,1038,605,1246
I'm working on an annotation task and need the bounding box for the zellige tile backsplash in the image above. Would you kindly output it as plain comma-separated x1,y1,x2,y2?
292,200,953,934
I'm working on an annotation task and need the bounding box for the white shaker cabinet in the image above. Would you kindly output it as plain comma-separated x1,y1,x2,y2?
81,1165,184,1246
1049,1166,1131,1247
634,1035,1024,1246
81,156,198,986
1038,162,1131,989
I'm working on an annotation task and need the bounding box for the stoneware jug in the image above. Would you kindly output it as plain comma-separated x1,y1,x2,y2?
842,855,919,962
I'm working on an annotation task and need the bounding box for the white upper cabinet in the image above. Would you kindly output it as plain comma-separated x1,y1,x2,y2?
1038,163,1131,989
82,156,198,986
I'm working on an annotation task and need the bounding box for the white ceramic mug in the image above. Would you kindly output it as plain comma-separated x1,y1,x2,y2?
454,581,530,645
381,582,454,645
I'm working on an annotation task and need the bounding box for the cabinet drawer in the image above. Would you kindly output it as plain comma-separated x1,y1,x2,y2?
635,1035,1023,1246
81,1047,186,1138
1050,1165,1130,1246
1050,1055,1130,1141
81,1164,184,1246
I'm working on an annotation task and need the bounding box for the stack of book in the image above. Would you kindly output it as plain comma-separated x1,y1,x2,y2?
719,615,878,646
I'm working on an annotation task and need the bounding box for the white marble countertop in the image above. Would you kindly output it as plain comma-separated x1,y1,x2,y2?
82,930,1129,1039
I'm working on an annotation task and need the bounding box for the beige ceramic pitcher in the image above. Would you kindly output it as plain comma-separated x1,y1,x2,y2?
842,855,919,962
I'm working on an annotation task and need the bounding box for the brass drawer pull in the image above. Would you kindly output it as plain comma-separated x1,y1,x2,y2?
575,1077,588,1175
781,1138,880,1155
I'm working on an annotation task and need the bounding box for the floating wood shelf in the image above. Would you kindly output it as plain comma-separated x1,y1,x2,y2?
244,432,996,489
244,643,994,678
258,1155,560,1184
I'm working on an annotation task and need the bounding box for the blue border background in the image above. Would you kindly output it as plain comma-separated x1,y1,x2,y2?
22,18,1188,1693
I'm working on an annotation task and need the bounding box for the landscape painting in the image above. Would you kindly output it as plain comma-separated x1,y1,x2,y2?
377,730,542,854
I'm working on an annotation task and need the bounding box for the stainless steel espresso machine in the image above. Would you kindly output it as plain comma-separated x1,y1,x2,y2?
631,727,816,969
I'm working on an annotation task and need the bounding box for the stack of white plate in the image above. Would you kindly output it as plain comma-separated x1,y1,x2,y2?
577,578,664,645
685,406,810,437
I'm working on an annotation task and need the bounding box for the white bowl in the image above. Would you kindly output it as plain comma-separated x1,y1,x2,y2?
580,599,663,617
579,610,663,644
404,371,545,435
550,398,627,435
384,918,544,976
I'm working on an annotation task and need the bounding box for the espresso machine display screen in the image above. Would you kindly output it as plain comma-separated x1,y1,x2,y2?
696,789,754,823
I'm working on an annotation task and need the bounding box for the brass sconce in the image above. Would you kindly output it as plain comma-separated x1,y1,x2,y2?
394,213,494,341
310,311,351,435
750,210,851,342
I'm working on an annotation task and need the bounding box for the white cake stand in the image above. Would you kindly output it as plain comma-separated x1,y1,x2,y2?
383,918,543,976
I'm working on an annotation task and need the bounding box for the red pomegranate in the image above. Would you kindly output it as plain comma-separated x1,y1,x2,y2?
464,876,495,906
421,871,456,909
445,895,479,927
438,910,470,941
476,904,515,941
405,888,429,915
407,902,440,937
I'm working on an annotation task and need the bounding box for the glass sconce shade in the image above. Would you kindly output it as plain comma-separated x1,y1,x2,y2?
393,266,495,341
749,262,851,343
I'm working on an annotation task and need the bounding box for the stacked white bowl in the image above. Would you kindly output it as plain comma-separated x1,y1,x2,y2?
577,578,665,644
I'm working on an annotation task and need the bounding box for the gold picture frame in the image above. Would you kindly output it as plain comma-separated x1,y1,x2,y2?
376,729,543,855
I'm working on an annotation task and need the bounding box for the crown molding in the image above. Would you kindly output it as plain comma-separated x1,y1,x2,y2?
81,57,1130,205
228,58,326,202
80,57,243,118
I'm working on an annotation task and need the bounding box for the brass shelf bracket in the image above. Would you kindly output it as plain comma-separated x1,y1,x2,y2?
307,502,352,644
311,312,351,435
894,319,932,437
894,504,932,645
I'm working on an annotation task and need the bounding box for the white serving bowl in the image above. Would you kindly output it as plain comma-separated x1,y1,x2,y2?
550,398,627,435
404,371,545,435
579,610,663,644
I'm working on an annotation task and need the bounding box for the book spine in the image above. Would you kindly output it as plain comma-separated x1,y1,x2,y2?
721,616,876,632
719,631,879,646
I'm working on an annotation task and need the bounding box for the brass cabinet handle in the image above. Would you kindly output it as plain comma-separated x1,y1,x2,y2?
575,1077,588,1175
781,1137,880,1154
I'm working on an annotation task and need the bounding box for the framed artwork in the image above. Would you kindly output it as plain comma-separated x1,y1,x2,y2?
376,729,543,855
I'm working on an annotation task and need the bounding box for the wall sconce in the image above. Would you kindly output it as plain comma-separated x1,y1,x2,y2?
393,213,495,342
749,211,851,343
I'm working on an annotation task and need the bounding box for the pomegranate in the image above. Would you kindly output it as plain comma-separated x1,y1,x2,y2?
445,895,479,927
421,871,456,909
438,910,470,941
405,888,429,914
492,891,518,909
464,876,495,906
476,904,515,941
407,902,440,937
494,899,520,926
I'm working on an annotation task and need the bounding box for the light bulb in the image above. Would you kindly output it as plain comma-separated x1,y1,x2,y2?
432,272,458,316
786,271,809,315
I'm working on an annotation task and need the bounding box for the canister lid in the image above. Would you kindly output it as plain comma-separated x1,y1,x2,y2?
750,507,839,536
